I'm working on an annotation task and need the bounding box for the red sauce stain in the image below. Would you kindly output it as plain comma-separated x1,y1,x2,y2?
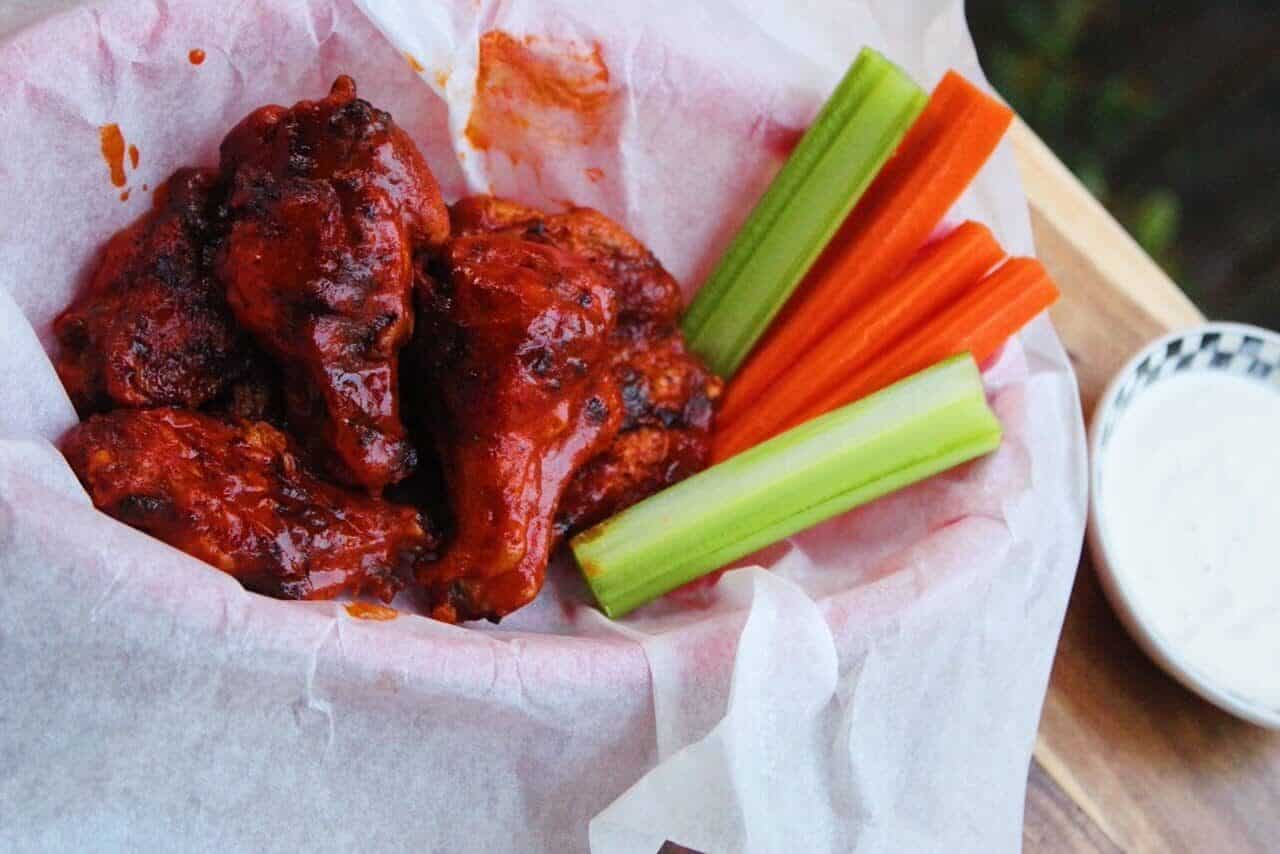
404,52,424,73
584,166,604,183
188,48,205,65
345,602,398,621
465,31,618,159
142,183,149,192
119,189,130,202
128,143,139,169
751,116,804,160
98,124,127,187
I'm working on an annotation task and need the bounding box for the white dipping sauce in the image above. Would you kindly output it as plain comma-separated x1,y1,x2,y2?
1102,371,1280,711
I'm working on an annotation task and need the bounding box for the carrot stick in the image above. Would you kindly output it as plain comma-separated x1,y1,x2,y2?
788,258,1059,427
717,72,1015,425
712,221,1005,461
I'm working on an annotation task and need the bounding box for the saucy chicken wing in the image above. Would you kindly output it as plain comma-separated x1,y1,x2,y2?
412,236,622,622
450,196,683,324
555,325,719,534
450,197,721,537
54,169,248,414
216,76,450,492
62,408,437,601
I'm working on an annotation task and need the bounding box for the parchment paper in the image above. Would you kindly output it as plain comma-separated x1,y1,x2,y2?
0,0,1088,851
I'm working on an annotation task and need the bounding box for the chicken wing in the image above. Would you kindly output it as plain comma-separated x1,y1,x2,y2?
54,168,249,414
62,408,437,601
216,76,450,493
412,236,622,622
450,196,682,324
450,196,721,537
555,325,719,535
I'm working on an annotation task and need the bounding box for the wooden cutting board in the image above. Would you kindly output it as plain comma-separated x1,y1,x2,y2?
1012,119,1280,853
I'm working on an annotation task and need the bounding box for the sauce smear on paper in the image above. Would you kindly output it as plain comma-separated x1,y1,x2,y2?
465,30,619,161
753,117,804,159
99,124,127,187
128,144,139,169
188,49,205,65
405,52,424,73
345,602,399,621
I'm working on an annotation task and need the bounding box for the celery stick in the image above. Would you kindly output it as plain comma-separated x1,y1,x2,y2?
572,355,1001,618
681,48,927,377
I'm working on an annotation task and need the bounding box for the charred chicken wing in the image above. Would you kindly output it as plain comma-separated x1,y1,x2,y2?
63,408,437,601
450,196,722,536
555,325,719,534
216,76,450,492
450,196,683,324
412,236,622,622
54,168,248,414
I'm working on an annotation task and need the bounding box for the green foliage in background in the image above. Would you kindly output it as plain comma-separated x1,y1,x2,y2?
972,0,1183,277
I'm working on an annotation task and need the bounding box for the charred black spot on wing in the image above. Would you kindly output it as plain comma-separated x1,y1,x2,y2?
114,493,174,523
585,395,609,424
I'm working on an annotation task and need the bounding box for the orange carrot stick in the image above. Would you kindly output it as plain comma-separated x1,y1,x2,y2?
789,258,1059,428
712,221,1005,461
717,72,1015,425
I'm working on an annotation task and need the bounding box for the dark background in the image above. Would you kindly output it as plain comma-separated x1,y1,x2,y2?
970,0,1280,327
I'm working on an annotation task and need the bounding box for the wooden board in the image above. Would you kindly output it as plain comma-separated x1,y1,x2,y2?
1011,119,1280,852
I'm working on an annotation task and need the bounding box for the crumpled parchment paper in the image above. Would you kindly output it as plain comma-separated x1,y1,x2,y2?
0,0,1087,851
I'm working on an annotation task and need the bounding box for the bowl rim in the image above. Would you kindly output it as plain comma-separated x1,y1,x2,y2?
1087,320,1280,729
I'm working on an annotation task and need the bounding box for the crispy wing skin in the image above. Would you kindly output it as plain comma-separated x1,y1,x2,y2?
62,408,437,601
216,76,449,492
412,236,622,622
53,169,248,414
451,196,721,537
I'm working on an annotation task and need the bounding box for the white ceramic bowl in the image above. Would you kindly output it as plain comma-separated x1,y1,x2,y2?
1089,321,1280,729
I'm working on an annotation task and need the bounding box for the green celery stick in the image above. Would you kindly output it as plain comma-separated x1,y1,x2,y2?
572,355,1001,618
681,48,927,377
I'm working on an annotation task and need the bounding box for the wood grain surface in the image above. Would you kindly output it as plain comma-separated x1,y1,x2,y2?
1012,119,1280,853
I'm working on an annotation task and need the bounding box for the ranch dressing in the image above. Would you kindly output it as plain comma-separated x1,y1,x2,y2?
1102,371,1280,711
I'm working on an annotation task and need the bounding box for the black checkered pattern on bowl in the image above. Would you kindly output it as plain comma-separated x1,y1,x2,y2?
1098,327,1280,450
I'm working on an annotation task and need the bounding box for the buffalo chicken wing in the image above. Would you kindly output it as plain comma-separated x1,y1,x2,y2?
216,76,450,492
555,325,719,534
411,236,623,622
449,196,722,538
449,196,684,324
63,408,437,601
54,169,249,414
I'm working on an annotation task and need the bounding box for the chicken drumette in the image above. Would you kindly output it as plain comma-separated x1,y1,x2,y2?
449,197,722,537
54,168,249,415
216,76,450,493
63,408,437,601
412,236,623,622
